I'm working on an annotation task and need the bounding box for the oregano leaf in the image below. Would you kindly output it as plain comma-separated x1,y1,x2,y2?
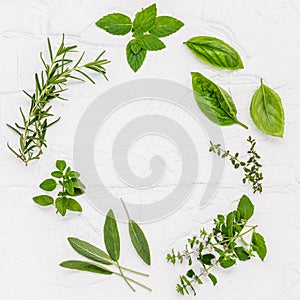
66,198,82,212
33,195,54,206
56,160,66,171
252,232,267,261
39,178,57,191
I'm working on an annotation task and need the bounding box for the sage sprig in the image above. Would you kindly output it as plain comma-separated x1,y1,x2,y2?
250,79,285,137
33,160,85,216
7,34,109,165
167,195,267,296
96,3,184,72
209,136,263,193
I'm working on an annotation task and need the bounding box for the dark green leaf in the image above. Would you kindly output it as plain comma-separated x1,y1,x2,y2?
51,171,63,178
67,237,113,265
250,79,284,138
133,3,157,32
139,34,166,51
208,273,217,286
186,269,195,278
126,42,146,72
219,256,236,268
234,247,250,261
56,197,67,216
60,260,112,275
129,220,151,265
149,16,184,37
104,210,120,262
252,232,267,261
71,178,86,190
73,188,85,196
56,160,66,171
95,13,132,35
39,178,57,191
191,72,247,129
201,253,215,265
184,36,244,70
66,198,82,212
237,194,254,220
33,195,54,206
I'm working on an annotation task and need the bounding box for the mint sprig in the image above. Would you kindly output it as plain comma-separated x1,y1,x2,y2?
95,3,184,72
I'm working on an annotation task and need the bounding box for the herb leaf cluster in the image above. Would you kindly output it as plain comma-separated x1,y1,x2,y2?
209,136,263,193
96,3,184,72
167,195,267,296
33,160,85,216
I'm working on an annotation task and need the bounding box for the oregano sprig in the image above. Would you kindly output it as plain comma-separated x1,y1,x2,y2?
7,34,109,165
167,195,267,296
209,136,263,193
33,160,85,216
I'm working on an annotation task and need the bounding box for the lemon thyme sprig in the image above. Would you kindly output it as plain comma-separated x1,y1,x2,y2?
7,34,109,165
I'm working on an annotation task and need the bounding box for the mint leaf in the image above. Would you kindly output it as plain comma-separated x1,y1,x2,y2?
237,194,254,220
56,197,67,216
56,160,66,171
252,232,267,261
133,4,157,32
33,195,54,206
66,198,82,212
39,178,57,191
149,16,184,37
130,39,142,54
139,34,166,51
96,13,132,35
126,42,146,72
234,247,250,261
208,273,217,286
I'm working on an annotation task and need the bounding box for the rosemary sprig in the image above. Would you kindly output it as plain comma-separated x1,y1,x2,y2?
209,136,263,193
7,34,109,165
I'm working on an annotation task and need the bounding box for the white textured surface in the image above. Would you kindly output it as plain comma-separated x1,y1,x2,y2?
0,0,300,299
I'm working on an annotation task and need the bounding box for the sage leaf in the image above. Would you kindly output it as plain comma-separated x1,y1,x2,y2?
234,247,250,261
191,72,248,129
33,195,54,206
104,209,120,262
55,197,67,216
66,198,82,212
133,3,157,33
56,160,66,171
208,273,217,286
184,36,244,70
149,16,184,37
237,194,254,220
95,13,132,35
68,237,113,265
126,42,147,72
138,34,166,51
252,232,267,261
39,178,57,191
250,79,284,137
129,220,151,265
60,260,113,275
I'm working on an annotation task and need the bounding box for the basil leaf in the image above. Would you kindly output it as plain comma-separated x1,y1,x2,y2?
234,247,250,261
60,260,113,275
55,197,67,216
237,194,254,220
39,178,57,191
67,237,113,265
126,42,146,72
191,72,248,129
252,232,267,261
133,3,157,33
139,34,166,51
33,195,54,206
184,36,244,70
104,209,120,262
149,16,184,37
208,273,217,286
250,79,284,137
56,160,66,171
129,220,151,265
66,198,82,212
96,13,132,36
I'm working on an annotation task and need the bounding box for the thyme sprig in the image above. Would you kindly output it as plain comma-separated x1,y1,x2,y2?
7,34,109,165
209,136,263,193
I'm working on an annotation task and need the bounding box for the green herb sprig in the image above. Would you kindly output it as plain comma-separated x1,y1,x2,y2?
33,160,85,216
7,34,109,165
167,195,267,296
209,136,263,193
96,3,184,72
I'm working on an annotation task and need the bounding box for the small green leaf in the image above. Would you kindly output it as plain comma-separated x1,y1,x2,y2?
63,180,74,195
186,269,195,278
126,42,147,72
201,253,215,265
66,198,82,212
130,39,142,54
56,197,67,216
39,178,57,191
139,34,166,51
208,273,217,286
219,256,236,268
73,188,85,196
237,194,254,220
60,260,113,275
33,195,54,206
69,171,80,178
234,247,250,261
71,178,85,190
56,160,66,171
133,3,157,33
149,16,184,37
104,210,120,262
51,171,63,178
95,13,132,35
226,211,235,237
252,232,267,261
129,220,151,265
67,237,113,265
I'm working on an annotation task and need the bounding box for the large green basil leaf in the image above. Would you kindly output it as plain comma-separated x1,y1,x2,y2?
191,72,248,128
250,79,284,137
184,36,244,70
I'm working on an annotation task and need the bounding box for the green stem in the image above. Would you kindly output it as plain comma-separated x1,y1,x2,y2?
117,263,136,292
120,198,131,221
117,264,149,277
